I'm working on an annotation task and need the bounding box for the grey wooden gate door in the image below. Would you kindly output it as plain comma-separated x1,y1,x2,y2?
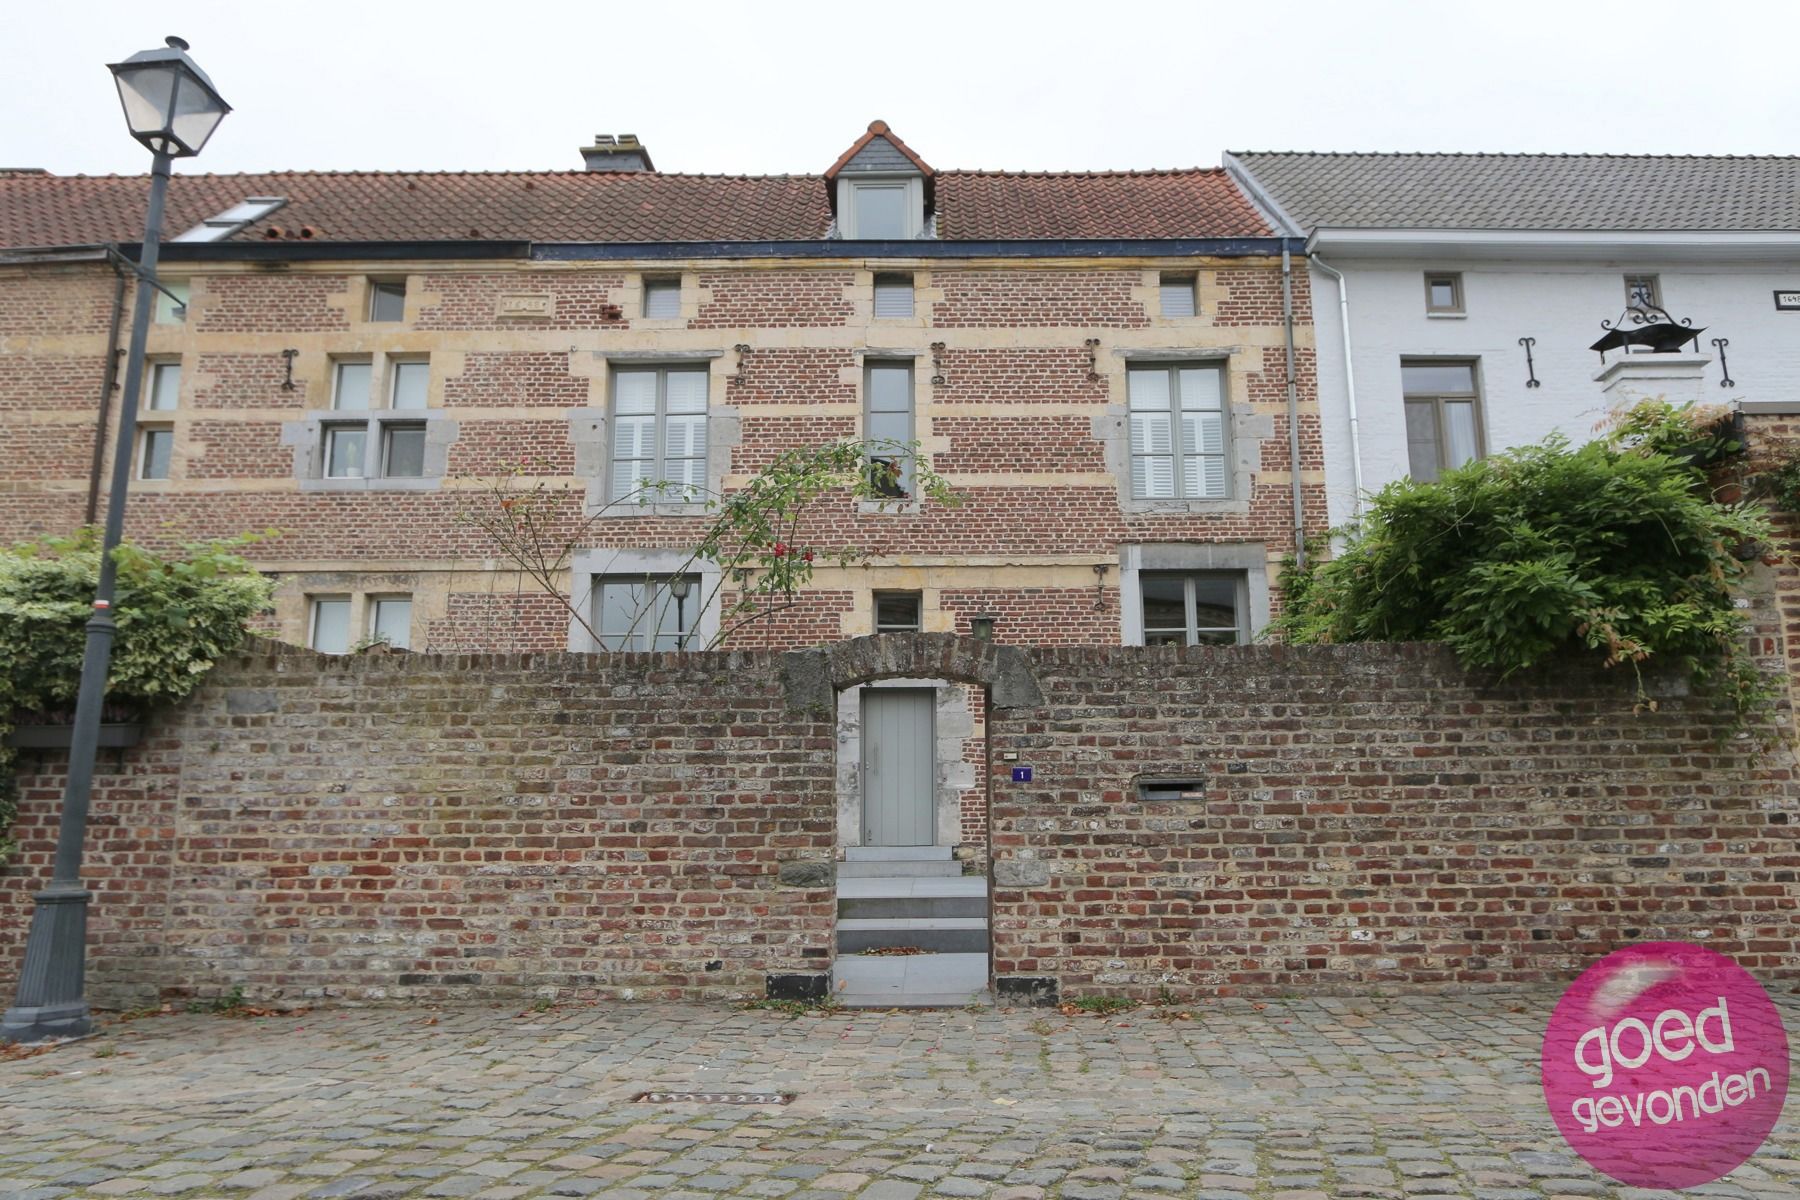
861,688,935,846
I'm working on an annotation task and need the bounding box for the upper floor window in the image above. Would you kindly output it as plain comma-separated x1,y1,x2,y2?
874,273,915,318
390,360,430,410
333,359,373,409
145,361,181,411
154,280,188,324
1402,360,1483,482
864,361,915,497
1625,274,1661,311
611,366,708,503
368,281,406,322
309,596,351,654
643,277,682,319
853,183,909,239
369,594,413,649
1424,272,1464,315
1127,363,1228,500
1159,273,1198,318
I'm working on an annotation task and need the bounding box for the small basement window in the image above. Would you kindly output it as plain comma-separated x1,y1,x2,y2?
874,590,922,632
1136,777,1205,802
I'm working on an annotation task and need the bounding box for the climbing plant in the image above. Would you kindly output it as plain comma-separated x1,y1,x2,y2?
0,531,274,866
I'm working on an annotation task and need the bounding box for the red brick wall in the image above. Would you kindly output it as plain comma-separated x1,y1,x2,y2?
3,638,1794,1007
693,271,854,329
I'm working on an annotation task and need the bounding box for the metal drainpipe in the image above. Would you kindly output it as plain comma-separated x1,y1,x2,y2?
85,245,129,526
1280,246,1306,567
1310,253,1365,519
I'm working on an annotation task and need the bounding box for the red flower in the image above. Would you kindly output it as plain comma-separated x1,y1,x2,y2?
773,542,788,557
802,550,814,562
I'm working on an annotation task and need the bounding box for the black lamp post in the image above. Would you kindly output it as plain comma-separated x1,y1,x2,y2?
1,37,229,1045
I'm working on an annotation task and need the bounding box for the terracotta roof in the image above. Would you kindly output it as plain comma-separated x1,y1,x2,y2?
1229,152,1800,233
0,165,1273,249
935,169,1271,240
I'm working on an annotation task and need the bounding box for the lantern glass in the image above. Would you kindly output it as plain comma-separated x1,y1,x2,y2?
109,38,230,157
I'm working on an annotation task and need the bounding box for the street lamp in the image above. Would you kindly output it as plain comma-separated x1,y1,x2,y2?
1,37,229,1045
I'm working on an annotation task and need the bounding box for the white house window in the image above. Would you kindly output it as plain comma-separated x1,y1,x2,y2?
324,425,367,478
874,273,915,318
864,360,914,497
154,280,188,324
309,596,351,654
369,595,413,649
874,591,923,633
1402,360,1483,482
611,366,708,502
852,183,910,239
1140,571,1245,645
1625,274,1661,311
1424,272,1464,314
332,360,373,409
146,361,181,411
368,281,406,322
594,575,699,650
390,361,429,410
1159,273,1197,317
137,427,173,480
643,277,682,319
1127,363,1228,500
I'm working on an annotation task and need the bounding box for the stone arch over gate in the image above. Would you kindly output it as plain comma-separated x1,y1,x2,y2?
779,633,1045,715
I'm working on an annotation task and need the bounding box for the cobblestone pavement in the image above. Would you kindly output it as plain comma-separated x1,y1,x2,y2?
1,993,1794,1200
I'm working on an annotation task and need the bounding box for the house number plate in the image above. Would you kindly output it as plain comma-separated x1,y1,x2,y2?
1776,290,1800,311
635,1091,792,1105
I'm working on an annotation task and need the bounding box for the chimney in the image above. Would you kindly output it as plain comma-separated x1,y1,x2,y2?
580,134,655,173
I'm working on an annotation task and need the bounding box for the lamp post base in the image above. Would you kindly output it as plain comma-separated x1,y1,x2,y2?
1,887,93,1044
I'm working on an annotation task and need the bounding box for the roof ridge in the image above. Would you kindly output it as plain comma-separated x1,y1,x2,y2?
943,167,1223,178
31,169,829,182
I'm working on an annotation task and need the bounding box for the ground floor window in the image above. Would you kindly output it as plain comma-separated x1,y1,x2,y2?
1139,571,1246,645
594,574,700,650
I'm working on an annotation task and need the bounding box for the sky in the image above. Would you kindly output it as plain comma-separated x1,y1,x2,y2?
7,0,1799,178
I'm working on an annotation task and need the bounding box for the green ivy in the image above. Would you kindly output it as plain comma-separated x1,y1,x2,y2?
0,531,274,866
1273,433,1777,728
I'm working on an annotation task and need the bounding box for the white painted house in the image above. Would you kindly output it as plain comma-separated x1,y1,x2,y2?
1223,153,1800,528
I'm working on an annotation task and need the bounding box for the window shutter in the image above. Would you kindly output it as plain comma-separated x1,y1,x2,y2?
644,280,681,319
874,276,914,318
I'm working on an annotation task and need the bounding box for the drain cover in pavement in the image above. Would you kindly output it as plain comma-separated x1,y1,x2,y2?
634,1090,792,1105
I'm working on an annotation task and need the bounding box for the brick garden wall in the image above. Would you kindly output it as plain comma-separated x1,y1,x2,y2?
3,636,1794,1008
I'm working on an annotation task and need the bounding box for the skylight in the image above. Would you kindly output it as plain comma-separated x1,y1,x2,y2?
171,196,287,242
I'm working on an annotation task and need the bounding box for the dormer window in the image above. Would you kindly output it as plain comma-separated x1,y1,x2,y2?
826,120,934,241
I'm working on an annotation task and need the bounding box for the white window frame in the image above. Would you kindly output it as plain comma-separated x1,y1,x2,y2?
608,364,710,503
642,276,683,319
368,594,413,649
137,426,173,480
368,280,407,323
1126,362,1230,501
308,596,352,655
873,272,915,318
388,359,430,410
591,573,702,651
1138,571,1248,646
380,422,428,479
1159,272,1197,318
322,424,369,479
837,176,926,240
863,360,915,498
1401,358,1485,483
145,360,182,411
1119,543,1271,646
332,358,374,410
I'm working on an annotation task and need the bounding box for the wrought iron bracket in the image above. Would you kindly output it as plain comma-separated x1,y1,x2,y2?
930,341,946,386
1712,338,1734,388
1084,337,1101,382
731,343,751,387
279,348,298,391
1518,337,1540,388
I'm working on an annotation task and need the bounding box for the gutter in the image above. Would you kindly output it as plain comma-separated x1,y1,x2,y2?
1280,245,1306,567
534,237,1305,261
1309,253,1364,521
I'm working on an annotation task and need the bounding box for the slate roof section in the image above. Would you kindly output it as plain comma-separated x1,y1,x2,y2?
0,165,1273,249
1228,152,1800,233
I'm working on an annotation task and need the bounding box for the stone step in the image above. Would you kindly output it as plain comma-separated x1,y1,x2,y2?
837,876,987,899
845,845,953,862
833,951,990,1009
837,894,987,920
837,859,964,878
836,917,989,954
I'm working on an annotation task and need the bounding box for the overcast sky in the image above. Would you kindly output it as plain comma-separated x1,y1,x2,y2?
10,1,1799,178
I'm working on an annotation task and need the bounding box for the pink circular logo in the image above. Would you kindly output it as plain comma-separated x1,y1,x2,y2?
1542,941,1790,1189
